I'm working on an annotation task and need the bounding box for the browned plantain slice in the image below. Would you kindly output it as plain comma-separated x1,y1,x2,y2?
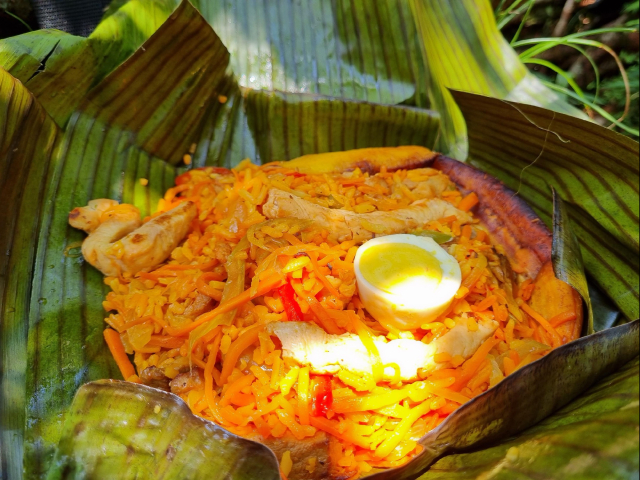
274,146,437,174
433,155,552,279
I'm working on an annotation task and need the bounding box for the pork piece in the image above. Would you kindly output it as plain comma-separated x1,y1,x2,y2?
169,368,204,395
267,320,497,382
262,189,472,243
69,200,197,276
139,366,170,391
183,293,215,317
245,432,330,480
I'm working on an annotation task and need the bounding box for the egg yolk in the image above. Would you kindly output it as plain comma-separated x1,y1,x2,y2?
359,243,443,296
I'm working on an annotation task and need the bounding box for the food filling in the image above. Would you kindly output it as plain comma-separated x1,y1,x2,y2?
71,158,581,479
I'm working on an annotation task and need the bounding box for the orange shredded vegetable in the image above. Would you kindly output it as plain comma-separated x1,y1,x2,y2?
458,192,479,212
103,329,135,380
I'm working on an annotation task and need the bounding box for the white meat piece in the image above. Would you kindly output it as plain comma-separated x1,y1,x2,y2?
267,319,497,382
69,200,197,276
262,189,472,243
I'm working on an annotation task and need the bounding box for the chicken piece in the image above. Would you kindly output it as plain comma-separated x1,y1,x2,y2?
69,200,197,276
67,199,124,232
262,189,472,243
267,319,497,382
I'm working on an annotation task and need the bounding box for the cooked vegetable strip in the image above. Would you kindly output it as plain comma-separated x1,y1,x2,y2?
457,192,479,212
519,301,562,348
452,337,500,390
220,325,265,385
103,329,136,380
374,400,432,458
278,283,304,321
167,272,284,336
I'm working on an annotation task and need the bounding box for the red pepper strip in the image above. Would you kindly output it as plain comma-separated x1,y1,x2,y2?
311,375,333,416
277,283,304,322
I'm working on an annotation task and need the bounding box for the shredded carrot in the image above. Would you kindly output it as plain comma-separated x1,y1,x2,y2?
458,192,479,212
453,336,500,390
503,357,516,376
220,324,265,385
270,354,282,390
473,295,497,312
353,316,384,382
438,215,458,224
220,374,255,407
375,400,431,458
549,311,577,328
493,303,508,323
308,300,343,335
191,232,213,255
462,254,488,290
519,301,562,347
310,417,371,449
298,367,311,425
332,389,411,413
196,272,224,301
308,252,341,298
122,315,167,330
461,225,473,241
103,329,135,380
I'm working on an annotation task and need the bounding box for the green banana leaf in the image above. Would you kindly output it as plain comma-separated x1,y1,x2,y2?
409,0,588,159
552,188,593,334
450,90,639,322
46,381,281,480
0,0,638,479
418,356,640,480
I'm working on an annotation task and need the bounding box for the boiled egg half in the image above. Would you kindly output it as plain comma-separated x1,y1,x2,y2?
354,234,461,331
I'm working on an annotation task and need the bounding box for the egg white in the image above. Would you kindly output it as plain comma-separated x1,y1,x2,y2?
354,234,462,331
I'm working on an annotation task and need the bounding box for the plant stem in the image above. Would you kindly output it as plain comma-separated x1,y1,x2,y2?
511,0,536,45
3,9,33,32
553,0,576,38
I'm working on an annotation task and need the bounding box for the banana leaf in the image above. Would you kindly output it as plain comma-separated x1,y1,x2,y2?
409,0,588,159
450,90,639,322
0,0,638,479
418,356,640,480
46,380,281,480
